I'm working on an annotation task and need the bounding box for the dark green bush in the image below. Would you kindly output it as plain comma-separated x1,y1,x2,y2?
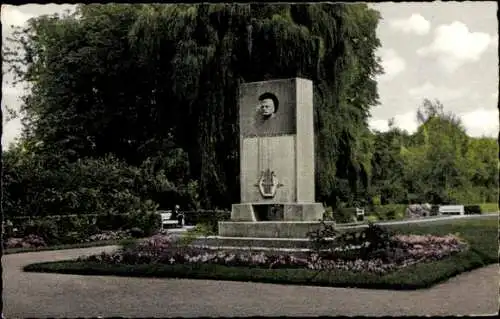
129,227,145,238
126,211,162,236
183,210,231,233
385,209,396,220
60,231,83,244
56,215,97,239
372,204,406,220
306,220,339,252
332,208,357,224
23,219,60,245
96,214,129,231
430,205,440,216
84,223,101,237
464,205,482,215
307,219,395,261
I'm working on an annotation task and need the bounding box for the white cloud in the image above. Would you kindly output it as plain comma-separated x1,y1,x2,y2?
417,21,494,72
389,14,431,36
1,5,36,30
369,112,419,135
2,116,23,150
1,84,24,149
408,82,466,101
370,109,499,138
377,48,406,82
368,119,389,133
392,112,419,134
489,35,498,50
460,108,499,137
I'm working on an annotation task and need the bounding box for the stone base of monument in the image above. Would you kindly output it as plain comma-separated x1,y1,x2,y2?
230,203,325,222
218,220,335,238
191,236,319,249
211,203,329,249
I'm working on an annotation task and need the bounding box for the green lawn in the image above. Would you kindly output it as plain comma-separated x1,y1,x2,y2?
23,218,498,290
477,203,499,213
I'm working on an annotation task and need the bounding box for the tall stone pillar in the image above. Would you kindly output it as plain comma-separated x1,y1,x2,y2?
219,78,325,238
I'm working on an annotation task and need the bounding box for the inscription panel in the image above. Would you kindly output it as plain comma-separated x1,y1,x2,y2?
240,136,296,203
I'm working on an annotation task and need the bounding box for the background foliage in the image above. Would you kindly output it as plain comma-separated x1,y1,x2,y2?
2,4,498,224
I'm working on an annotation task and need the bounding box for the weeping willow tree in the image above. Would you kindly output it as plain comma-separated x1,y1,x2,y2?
5,3,383,209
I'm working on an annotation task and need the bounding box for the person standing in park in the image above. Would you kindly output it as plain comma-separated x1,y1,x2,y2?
174,205,184,227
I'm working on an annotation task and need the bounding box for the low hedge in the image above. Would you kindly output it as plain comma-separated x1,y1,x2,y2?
365,204,408,220
330,207,357,224
464,205,481,215
476,203,498,213
5,212,161,246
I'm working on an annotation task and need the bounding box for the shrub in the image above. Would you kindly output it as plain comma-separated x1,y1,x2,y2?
372,205,406,220
323,207,334,221
430,205,440,216
126,211,162,236
60,231,83,244
464,205,481,215
96,213,130,231
129,227,145,238
385,209,396,220
183,210,230,233
307,220,339,252
332,207,357,224
56,215,98,240
23,219,60,245
84,223,101,237
192,223,216,236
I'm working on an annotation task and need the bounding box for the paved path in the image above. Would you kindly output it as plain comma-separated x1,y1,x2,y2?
3,246,498,317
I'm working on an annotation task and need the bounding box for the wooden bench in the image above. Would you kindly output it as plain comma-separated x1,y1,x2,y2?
158,211,179,230
438,205,465,216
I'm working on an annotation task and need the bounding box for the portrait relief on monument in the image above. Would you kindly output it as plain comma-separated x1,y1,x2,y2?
256,92,279,120
239,81,296,139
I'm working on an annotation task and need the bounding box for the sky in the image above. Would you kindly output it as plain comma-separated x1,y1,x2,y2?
1,2,499,149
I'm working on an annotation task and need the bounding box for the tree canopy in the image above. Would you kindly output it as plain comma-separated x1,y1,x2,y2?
5,3,383,209
3,4,497,218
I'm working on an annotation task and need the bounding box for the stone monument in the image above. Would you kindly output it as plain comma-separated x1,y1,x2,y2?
218,78,328,241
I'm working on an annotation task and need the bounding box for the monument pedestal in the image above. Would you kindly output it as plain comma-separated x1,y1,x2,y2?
221,202,326,240
218,220,333,238
230,203,325,222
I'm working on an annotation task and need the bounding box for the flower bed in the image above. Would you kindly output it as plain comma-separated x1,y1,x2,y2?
4,235,47,249
78,232,468,275
84,230,131,243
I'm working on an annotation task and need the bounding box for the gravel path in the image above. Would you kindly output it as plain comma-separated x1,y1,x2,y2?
3,246,498,317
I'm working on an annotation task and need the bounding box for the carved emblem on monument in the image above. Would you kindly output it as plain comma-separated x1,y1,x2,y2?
255,169,283,198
